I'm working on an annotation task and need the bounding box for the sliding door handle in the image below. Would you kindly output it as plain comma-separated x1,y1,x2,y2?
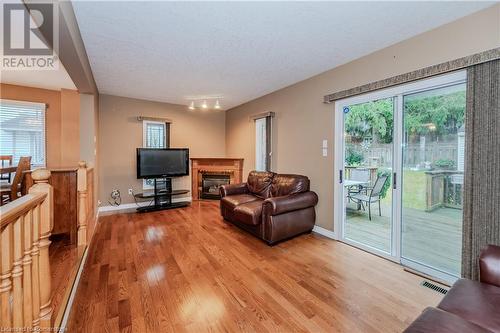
339,170,343,184
393,172,397,189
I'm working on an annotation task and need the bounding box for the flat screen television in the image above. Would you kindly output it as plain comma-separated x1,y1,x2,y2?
137,148,189,179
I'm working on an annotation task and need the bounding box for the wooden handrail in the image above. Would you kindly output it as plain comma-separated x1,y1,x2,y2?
0,168,53,330
0,193,46,230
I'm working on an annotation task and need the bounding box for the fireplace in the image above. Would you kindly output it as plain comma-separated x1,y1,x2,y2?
201,174,230,199
191,158,243,200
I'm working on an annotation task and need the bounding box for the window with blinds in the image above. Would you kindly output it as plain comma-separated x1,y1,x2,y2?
0,99,46,166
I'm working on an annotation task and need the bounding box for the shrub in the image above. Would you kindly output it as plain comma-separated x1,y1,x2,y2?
377,169,391,199
434,159,455,169
346,148,364,166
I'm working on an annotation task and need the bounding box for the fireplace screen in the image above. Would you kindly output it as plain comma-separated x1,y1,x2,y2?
201,174,230,199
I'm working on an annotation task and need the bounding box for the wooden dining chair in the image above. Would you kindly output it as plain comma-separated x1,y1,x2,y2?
0,156,32,205
0,155,13,182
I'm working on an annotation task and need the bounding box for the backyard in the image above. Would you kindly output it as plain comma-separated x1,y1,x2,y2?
343,84,465,277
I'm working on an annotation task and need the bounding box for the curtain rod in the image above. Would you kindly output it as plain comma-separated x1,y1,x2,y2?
250,112,275,121
137,116,172,123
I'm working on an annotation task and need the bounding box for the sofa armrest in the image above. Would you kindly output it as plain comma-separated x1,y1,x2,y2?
263,191,318,216
220,183,248,198
479,244,500,287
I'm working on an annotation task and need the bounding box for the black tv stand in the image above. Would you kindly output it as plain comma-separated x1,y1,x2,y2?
134,178,190,212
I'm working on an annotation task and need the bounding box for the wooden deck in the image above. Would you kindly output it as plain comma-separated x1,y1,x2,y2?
345,200,462,276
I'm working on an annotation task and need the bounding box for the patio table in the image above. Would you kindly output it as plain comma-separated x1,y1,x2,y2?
344,180,369,187
344,180,369,210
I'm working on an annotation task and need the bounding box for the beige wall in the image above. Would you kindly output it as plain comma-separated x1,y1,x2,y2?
225,5,500,231
80,93,97,166
60,89,81,166
0,83,82,168
98,94,226,205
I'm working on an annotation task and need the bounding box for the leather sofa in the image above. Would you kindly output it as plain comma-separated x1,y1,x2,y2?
404,244,500,333
220,171,318,245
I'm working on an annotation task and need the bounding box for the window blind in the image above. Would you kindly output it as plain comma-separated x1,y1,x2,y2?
0,99,46,166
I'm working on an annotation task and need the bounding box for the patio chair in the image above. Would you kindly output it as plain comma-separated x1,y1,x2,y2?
347,168,371,206
348,174,388,220
348,168,370,192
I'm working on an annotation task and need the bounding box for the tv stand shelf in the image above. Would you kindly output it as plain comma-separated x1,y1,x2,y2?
134,178,190,212
134,189,189,199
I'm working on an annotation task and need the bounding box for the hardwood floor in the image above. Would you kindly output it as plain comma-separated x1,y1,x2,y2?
66,200,443,333
49,234,85,326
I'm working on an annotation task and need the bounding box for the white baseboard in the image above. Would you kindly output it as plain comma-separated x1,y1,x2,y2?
98,196,192,213
312,225,337,240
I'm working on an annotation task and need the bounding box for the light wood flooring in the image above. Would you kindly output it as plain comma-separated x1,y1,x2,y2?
66,200,443,332
49,234,85,326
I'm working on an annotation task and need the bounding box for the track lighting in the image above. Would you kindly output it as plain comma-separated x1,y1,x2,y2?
188,101,195,110
214,100,221,109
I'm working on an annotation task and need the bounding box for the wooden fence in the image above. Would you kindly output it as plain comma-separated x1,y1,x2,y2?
350,142,458,168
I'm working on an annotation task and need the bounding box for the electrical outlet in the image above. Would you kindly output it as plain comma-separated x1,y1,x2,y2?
128,188,133,195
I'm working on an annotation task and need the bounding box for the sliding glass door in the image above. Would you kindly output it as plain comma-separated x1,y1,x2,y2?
343,98,394,254
401,83,466,278
335,71,466,282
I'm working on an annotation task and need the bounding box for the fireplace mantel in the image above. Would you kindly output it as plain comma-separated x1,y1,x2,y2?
191,158,244,200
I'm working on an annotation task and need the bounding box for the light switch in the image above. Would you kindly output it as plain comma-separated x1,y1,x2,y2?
322,139,328,148
322,148,328,157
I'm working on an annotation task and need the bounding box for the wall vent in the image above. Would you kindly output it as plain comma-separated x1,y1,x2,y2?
421,280,448,294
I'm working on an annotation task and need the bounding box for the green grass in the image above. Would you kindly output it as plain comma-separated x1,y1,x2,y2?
381,170,427,211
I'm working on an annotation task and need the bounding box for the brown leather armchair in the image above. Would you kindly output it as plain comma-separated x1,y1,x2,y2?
404,244,500,333
220,171,318,245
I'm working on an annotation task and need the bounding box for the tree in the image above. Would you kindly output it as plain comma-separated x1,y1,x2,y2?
404,90,465,136
345,98,393,144
344,90,465,141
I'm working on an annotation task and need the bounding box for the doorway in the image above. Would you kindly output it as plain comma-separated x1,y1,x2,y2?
334,71,466,283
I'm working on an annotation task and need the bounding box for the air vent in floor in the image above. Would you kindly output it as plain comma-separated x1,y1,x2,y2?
421,280,448,294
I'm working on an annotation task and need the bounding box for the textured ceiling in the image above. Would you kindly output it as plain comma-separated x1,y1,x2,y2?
72,1,493,110
1,62,76,91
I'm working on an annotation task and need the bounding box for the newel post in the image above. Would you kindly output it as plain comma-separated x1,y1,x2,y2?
77,161,88,246
28,169,53,329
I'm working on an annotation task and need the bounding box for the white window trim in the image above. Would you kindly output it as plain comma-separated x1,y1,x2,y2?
254,115,273,172
0,99,47,167
142,120,167,189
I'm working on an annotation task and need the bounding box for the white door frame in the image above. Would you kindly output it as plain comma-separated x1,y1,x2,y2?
333,70,466,280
